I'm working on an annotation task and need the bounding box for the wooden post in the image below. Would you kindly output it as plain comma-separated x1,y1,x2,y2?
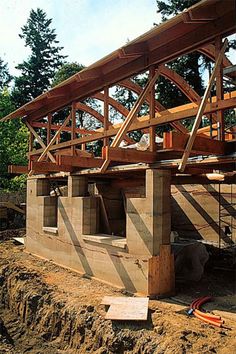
215,36,225,141
178,38,228,172
47,113,52,145
103,86,109,147
36,112,71,163
25,121,56,163
100,69,160,172
71,101,76,155
149,66,156,152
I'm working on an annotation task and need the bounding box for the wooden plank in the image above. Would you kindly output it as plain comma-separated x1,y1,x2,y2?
59,155,104,168
71,101,76,155
25,122,56,163
8,165,28,174
30,161,73,173
100,69,160,172
103,146,157,164
102,297,149,321
178,38,228,172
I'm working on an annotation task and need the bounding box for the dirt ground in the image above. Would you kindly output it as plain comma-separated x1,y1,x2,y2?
0,236,236,353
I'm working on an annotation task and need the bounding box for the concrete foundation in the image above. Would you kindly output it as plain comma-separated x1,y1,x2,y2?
25,170,175,296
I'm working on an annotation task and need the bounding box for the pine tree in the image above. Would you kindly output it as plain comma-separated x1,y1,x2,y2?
13,8,67,106
0,58,12,91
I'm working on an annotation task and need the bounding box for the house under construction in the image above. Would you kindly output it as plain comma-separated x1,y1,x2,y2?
2,0,236,296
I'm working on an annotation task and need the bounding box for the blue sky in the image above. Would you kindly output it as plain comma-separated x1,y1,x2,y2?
0,0,159,76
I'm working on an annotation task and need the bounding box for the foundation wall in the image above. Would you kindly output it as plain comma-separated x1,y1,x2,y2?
26,178,149,294
172,184,236,244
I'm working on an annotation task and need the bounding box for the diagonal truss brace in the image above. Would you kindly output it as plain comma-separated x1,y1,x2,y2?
100,69,160,172
178,38,228,172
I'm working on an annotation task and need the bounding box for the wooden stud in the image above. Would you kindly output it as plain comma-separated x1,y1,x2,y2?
178,38,228,172
71,101,76,155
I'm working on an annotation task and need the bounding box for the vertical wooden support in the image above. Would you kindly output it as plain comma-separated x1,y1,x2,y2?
71,101,76,155
47,113,52,145
149,67,156,152
103,86,109,147
215,36,224,141
178,38,228,172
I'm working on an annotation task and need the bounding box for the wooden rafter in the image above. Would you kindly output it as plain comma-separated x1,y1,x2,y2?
178,38,228,172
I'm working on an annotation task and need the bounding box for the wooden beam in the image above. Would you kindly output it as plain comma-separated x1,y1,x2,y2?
25,121,56,163
178,38,228,172
100,69,160,172
8,165,28,174
59,155,104,168
30,161,73,173
102,146,157,164
163,131,231,155
31,121,94,134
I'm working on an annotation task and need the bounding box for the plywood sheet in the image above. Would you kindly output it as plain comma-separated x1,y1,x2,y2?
102,296,149,320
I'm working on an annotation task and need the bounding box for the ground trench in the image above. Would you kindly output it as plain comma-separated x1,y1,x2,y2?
0,240,236,354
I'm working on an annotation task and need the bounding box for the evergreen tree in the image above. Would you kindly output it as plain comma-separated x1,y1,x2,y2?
0,58,12,91
13,8,67,106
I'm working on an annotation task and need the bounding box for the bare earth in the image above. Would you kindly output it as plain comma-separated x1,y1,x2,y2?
0,238,235,354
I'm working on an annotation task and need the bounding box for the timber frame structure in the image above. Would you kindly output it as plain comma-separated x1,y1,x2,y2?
2,0,236,296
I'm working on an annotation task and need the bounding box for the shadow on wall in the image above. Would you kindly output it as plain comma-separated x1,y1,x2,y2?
172,185,234,245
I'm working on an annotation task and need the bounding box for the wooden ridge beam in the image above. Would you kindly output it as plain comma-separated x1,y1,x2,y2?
102,146,157,164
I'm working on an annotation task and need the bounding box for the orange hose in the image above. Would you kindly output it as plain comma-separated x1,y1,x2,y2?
194,309,222,321
194,311,222,327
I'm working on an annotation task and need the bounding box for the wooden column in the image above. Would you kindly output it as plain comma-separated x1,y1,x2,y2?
103,86,109,147
215,36,224,141
71,102,76,155
47,113,52,145
149,66,156,152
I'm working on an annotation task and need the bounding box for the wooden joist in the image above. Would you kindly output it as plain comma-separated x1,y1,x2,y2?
8,165,29,174
102,146,157,164
163,131,231,155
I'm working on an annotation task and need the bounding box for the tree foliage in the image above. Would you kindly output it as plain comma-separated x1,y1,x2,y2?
13,8,67,106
